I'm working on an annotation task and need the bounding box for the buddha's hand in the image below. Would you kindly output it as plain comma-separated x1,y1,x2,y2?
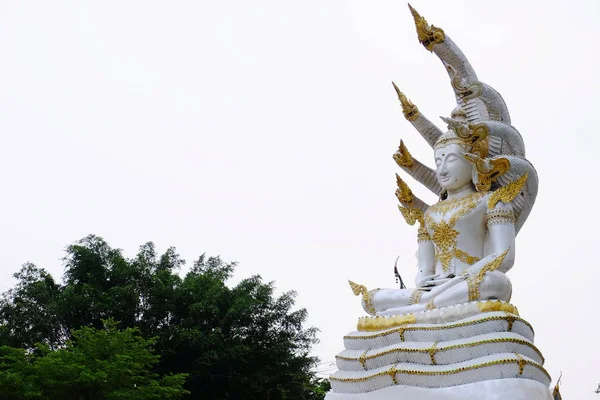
416,272,455,291
415,271,437,289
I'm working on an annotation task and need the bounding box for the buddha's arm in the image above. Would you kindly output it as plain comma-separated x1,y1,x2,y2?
415,227,436,287
486,201,516,273
398,206,436,287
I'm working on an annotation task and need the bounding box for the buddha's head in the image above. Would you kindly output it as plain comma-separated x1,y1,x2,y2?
434,142,473,192
434,107,489,194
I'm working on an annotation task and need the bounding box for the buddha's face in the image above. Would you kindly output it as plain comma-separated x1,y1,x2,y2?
434,144,473,191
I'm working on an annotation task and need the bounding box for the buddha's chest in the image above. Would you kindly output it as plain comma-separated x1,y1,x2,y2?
424,193,488,250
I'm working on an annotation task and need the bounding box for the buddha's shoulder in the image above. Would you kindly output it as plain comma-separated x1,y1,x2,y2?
487,174,528,210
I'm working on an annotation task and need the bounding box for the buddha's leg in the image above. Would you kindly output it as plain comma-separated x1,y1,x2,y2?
370,288,418,313
478,270,512,301
372,277,461,315
376,276,465,315
429,270,512,309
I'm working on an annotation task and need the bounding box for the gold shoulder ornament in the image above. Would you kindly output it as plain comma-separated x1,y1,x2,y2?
398,205,430,242
398,206,424,227
488,173,528,210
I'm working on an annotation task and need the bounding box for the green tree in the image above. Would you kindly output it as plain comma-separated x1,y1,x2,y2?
156,255,320,399
0,235,326,399
32,320,188,400
0,345,40,399
0,263,63,349
0,320,188,400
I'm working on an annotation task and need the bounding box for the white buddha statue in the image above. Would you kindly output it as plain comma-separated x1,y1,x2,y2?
350,102,536,317
329,6,553,398
370,121,524,316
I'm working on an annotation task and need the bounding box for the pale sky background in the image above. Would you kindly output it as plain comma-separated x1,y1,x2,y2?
0,0,598,398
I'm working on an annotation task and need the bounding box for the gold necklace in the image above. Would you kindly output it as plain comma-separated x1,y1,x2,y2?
428,192,486,216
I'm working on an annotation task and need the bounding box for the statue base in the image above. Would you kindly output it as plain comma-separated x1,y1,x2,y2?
327,301,552,398
325,378,552,400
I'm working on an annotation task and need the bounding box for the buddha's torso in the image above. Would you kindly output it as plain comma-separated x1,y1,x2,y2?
424,191,490,276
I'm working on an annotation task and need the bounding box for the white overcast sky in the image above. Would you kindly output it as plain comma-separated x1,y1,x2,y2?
0,0,598,398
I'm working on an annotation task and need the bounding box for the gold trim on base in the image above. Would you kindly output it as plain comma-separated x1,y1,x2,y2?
356,300,520,332
335,336,545,366
329,356,551,383
348,313,532,341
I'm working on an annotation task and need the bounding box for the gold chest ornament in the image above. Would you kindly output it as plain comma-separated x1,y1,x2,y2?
425,192,485,273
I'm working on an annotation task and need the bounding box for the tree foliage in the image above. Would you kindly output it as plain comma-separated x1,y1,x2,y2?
0,321,188,400
0,235,324,399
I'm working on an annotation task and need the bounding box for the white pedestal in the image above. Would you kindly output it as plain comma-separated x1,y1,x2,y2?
325,378,552,400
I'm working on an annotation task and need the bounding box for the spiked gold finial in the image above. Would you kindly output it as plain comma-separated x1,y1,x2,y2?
348,280,376,315
408,4,445,51
348,280,366,296
391,82,419,121
393,139,414,169
395,174,414,207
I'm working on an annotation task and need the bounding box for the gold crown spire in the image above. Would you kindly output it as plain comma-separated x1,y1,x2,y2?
408,4,445,51
391,82,419,121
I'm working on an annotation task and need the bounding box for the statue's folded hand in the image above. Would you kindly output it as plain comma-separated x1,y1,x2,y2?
416,272,438,288
427,274,454,285
417,272,455,290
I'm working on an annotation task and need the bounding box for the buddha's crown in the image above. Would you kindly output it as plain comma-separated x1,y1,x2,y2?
433,116,489,158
